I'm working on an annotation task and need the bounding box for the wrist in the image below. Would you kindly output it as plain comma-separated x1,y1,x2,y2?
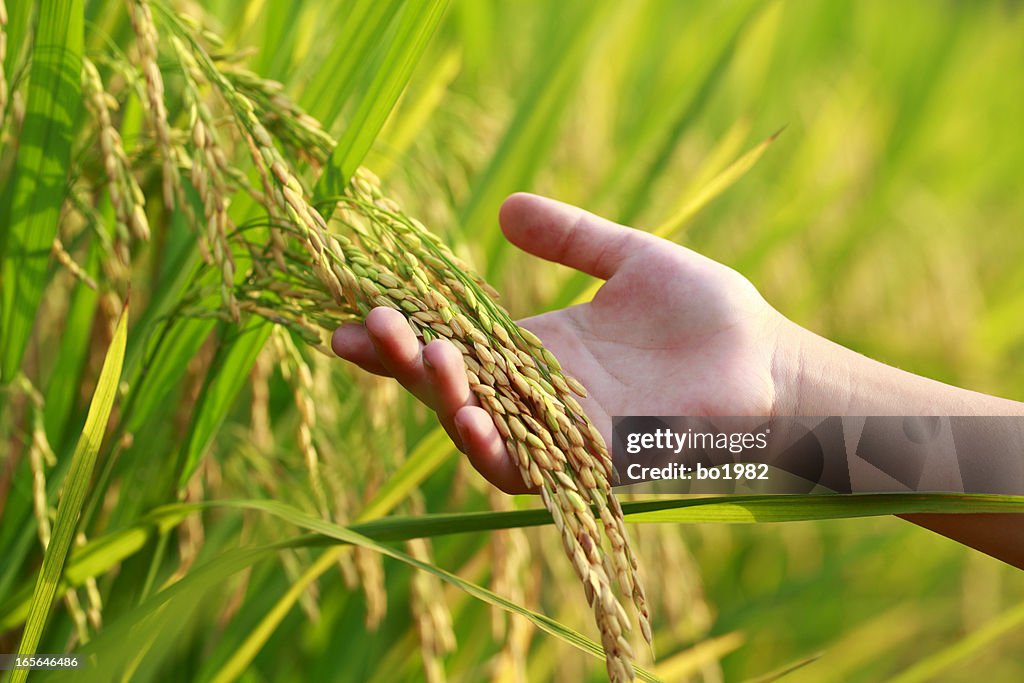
770,317,855,417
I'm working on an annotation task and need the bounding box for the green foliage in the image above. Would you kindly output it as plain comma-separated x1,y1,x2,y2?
12,303,126,683
1,1,1023,682
0,0,84,381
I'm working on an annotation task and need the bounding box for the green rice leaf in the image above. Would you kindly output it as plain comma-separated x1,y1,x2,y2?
5,492,1021,632
177,317,274,488
343,493,1024,540
300,0,404,125
11,299,127,683
470,2,617,279
203,499,665,683
315,0,447,201
651,128,783,241
0,0,84,382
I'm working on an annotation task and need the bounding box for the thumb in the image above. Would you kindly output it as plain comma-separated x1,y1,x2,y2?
498,193,651,280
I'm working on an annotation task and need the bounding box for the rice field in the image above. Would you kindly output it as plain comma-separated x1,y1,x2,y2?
1,1,1023,681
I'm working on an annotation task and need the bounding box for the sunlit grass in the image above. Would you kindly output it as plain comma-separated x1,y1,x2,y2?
1,1,1022,681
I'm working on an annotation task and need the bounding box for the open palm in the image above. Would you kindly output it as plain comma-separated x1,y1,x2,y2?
332,194,787,492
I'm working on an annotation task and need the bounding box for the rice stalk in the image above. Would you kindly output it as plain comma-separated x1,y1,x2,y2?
249,350,273,451
127,0,180,208
64,184,129,285
273,328,330,519
169,35,238,319
100,5,651,678
77,532,104,631
81,56,150,247
353,545,387,629
51,236,98,291
171,473,206,580
408,533,457,683
488,489,532,683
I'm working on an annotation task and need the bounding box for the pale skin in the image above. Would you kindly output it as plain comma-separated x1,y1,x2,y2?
332,193,1024,569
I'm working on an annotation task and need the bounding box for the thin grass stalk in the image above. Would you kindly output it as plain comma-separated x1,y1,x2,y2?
0,0,8,131
51,236,98,290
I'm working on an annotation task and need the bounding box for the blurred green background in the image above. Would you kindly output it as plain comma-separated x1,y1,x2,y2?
2,0,1023,681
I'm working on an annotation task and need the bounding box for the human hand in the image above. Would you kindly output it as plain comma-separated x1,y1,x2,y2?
332,194,799,493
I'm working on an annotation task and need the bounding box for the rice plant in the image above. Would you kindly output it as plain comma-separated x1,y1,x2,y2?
1,1,1023,682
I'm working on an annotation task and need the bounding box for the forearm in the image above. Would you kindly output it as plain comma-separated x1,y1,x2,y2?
776,320,1024,568
784,324,1024,418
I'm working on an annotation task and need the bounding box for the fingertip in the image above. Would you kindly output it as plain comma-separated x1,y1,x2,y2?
455,406,531,494
422,338,462,375
498,193,642,279
498,192,546,244
331,324,369,359
364,306,407,339
330,325,389,376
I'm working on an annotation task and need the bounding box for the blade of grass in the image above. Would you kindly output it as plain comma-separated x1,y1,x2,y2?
300,0,404,124
177,318,273,488
742,652,825,683
203,499,665,683
0,0,84,382
611,2,757,227
471,1,619,279
651,128,783,241
887,601,1024,683
369,46,462,178
569,129,782,306
200,426,457,682
0,0,33,94
10,299,127,683
5,491,1023,630
652,631,745,680
315,0,447,202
